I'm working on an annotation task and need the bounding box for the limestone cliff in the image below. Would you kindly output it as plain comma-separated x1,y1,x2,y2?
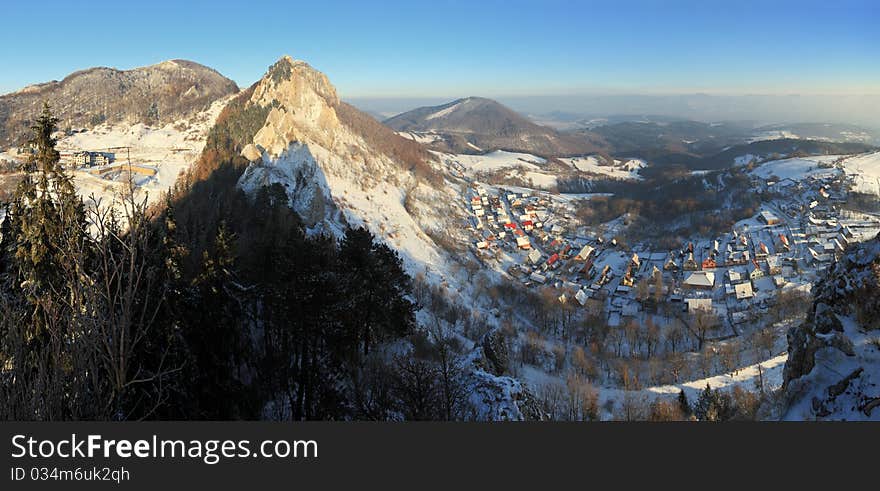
781,234,880,420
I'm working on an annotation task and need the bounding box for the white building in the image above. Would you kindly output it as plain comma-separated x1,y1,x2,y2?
683,271,715,289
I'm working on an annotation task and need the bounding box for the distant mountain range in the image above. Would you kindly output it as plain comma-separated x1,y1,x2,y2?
0,60,238,146
4,61,875,176
384,97,606,157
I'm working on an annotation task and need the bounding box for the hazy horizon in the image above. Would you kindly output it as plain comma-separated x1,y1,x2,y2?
346,93,880,130
2,1,877,93
3,0,877,128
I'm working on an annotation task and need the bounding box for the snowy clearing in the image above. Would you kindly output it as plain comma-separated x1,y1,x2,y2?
396,131,445,144
55,95,233,208
451,150,547,172
559,155,646,180
749,155,843,180
842,151,880,195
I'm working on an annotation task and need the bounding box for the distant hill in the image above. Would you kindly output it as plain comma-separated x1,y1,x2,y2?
573,120,876,172
384,97,607,157
698,139,876,169
0,59,239,147
584,120,753,157
752,122,878,145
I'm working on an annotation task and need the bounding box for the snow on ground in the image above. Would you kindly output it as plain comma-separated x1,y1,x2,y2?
396,131,445,144
597,353,787,420
734,154,759,166
452,150,546,172
647,353,787,398
841,151,880,195
782,315,880,421
494,184,609,203
749,155,843,181
749,130,800,143
559,156,646,180
425,101,462,120
57,95,233,207
520,352,787,420
521,171,558,189
0,149,19,163
434,151,559,189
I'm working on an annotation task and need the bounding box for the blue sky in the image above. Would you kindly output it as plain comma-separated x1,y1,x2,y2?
1,0,877,98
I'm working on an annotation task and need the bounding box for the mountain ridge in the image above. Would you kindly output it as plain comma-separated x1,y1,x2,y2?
0,59,239,147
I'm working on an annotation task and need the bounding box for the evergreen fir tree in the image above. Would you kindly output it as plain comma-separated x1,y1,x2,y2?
339,227,415,359
8,102,85,335
693,383,736,422
678,389,691,417
186,222,254,418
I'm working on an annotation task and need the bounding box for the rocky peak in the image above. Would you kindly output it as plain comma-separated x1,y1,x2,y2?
234,55,456,269
244,56,342,157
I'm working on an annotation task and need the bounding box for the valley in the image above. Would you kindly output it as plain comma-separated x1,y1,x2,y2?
416,144,880,418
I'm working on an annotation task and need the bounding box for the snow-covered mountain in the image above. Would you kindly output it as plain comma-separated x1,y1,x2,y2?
385,97,606,157
780,234,880,420
0,59,238,146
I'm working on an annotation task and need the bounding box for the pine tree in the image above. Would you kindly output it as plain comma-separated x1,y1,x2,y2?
693,383,735,422
694,384,714,421
185,222,254,418
8,102,85,334
678,389,691,417
0,103,94,419
339,227,415,359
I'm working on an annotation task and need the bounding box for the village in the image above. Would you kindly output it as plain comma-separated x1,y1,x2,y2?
463,156,880,343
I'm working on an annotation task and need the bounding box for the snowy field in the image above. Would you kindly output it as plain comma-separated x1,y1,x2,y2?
841,151,880,195
54,95,233,208
749,151,880,195
451,150,547,172
425,101,462,120
438,151,646,191
749,155,842,180
436,151,559,189
646,353,786,398
734,153,759,166
396,131,445,145
559,155,646,180
748,130,800,143
520,352,787,420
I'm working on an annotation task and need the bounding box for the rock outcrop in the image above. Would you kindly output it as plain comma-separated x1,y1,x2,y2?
480,328,510,377
781,234,880,420
233,56,463,272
